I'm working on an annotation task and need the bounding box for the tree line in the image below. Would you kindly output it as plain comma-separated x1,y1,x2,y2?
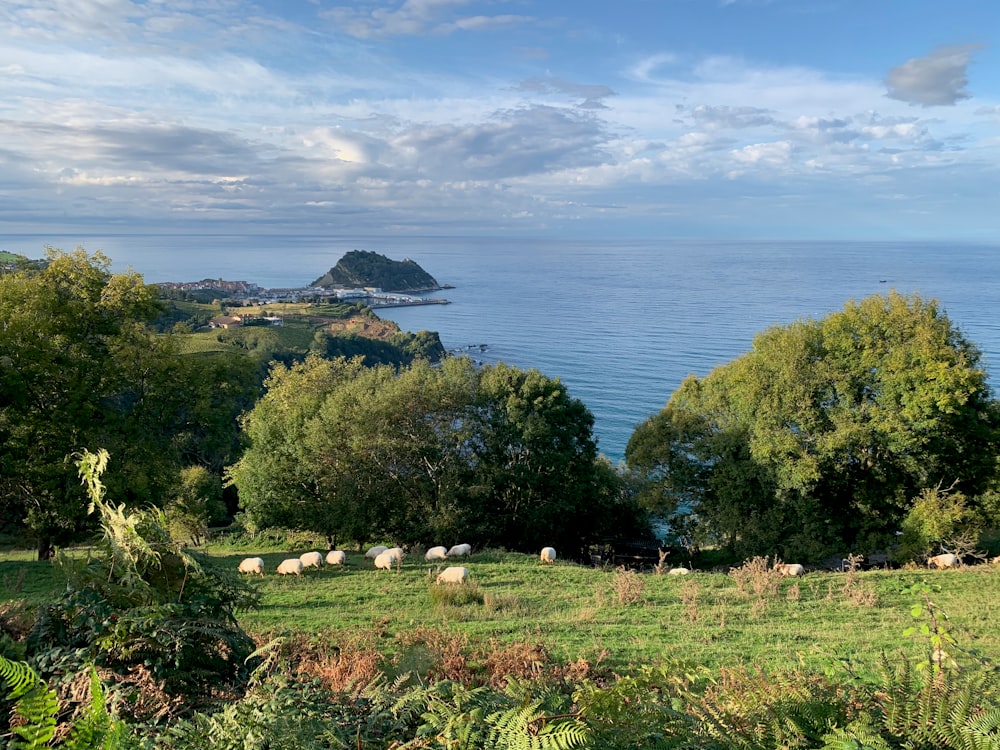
2,248,999,563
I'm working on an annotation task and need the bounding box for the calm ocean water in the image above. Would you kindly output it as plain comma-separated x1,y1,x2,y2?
5,234,999,462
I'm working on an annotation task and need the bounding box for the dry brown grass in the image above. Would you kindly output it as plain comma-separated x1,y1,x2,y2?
680,578,701,622
284,631,385,693
612,565,646,605
391,627,604,688
728,556,783,598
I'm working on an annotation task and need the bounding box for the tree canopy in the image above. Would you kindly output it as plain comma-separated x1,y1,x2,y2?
0,248,257,557
227,356,642,556
626,291,1000,561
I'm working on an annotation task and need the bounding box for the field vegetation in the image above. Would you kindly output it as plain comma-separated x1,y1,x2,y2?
3,248,1000,747
3,532,1000,748
5,541,1000,679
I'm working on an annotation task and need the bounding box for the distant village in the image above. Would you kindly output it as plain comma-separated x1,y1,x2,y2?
156,278,449,330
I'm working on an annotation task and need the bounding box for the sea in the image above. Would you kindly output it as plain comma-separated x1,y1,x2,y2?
5,234,1000,463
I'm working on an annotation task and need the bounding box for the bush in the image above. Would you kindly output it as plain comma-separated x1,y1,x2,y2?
429,581,485,608
897,485,979,562
25,450,259,718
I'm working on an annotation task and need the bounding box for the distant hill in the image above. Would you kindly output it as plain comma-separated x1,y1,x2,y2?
0,251,47,273
312,250,441,292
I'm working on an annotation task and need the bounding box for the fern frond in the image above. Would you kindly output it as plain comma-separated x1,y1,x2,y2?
485,698,591,750
0,655,58,749
64,668,128,750
959,708,1000,750
821,716,894,750
0,655,38,700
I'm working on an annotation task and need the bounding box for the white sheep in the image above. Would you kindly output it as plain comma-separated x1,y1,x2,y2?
238,557,265,576
425,546,448,562
447,543,472,558
326,550,346,566
540,547,557,564
385,547,405,560
927,553,960,569
436,566,469,584
299,551,324,569
365,545,389,559
374,550,399,570
775,563,805,577
668,567,690,576
277,558,304,576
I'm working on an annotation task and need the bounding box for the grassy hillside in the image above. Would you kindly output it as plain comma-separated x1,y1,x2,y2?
7,547,996,680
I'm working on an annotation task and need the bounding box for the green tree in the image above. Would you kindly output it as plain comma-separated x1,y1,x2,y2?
0,247,257,558
225,355,370,547
897,484,979,562
0,248,159,557
627,292,1000,561
470,363,614,557
166,465,227,545
228,357,632,556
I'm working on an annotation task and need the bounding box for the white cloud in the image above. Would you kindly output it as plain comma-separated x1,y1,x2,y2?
885,44,981,107
0,0,998,240
321,0,532,39
730,140,794,166
686,104,776,130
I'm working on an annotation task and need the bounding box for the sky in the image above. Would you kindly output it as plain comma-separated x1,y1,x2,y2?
2,0,999,245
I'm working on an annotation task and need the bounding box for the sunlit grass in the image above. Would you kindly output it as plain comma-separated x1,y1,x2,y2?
3,544,999,679
222,549,1000,676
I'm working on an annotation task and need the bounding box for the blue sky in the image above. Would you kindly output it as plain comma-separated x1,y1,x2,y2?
1,0,998,242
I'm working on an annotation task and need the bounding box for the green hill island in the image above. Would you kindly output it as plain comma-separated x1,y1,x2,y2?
311,249,444,292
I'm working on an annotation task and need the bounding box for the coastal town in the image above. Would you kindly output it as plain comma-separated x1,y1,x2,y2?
155,277,451,308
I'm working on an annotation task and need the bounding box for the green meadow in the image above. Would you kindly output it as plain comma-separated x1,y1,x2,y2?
6,546,998,679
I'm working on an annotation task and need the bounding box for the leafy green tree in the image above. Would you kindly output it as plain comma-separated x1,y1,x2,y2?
166,466,227,545
229,357,632,556
896,484,979,562
226,355,370,547
0,248,160,557
627,292,1000,561
0,247,258,558
304,356,480,546
470,363,614,557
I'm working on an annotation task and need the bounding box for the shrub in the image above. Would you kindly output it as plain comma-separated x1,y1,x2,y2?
25,450,259,718
897,484,978,563
429,581,485,608
611,565,645,605
728,555,782,598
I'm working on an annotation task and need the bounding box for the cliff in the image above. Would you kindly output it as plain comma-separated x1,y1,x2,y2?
312,250,441,292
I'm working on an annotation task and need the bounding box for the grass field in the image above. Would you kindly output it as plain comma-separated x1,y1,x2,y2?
6,546,997,680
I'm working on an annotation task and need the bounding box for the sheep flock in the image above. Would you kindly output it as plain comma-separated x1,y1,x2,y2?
236,543,564,586
239,544,989,585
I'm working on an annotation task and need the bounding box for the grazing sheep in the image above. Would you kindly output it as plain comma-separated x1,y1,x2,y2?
365,545,389,559
374,550,398,570
238,557,265,576
299,551,324,569
447,543,472,558
425,546,448,562
436,566,469,584
385,547,405,560
540,547,557,564
668,567,690,576
775,563,805,577
277,558,304,576
326,550,346,566
927,553,960,569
